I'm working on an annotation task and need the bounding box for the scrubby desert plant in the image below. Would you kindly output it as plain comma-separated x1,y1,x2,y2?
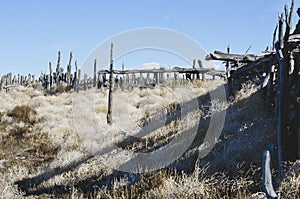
7,105,36,124
279,161,300,198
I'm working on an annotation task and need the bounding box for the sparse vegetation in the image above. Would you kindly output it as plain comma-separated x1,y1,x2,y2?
7,105,37,124
0,80,298,198
0,105,59,198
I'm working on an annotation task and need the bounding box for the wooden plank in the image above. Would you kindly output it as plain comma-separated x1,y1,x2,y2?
206,50,267,63
288,34,300,43
232,57,271,77
97,68,224,78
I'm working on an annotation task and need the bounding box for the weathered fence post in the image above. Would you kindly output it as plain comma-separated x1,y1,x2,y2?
192,59,196,80
272,25,278,50
56,51,61,87
13,75,16,84
67,52,72,87
154,72,158,85
275,13,288,178
8,73,12,85
262,144,278,199
226,45,231,78
83,74,87,91
107,43,114,125
93,59,97,87
146,72,150,85
49,62,52,89
77,69,81,92
139,72,143,85
266,64,275,111
73,60,78,90
298,127,300,159
20,75,24,86
47,75,50,91
276,24,284,179
28,74,31,85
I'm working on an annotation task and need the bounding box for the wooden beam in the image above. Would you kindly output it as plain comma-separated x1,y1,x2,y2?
97,68,224,77
288,34,300,43
206,50,267,63
232,57,271,77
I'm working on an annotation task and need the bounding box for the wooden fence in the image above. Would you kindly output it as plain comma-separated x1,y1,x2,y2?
0,51,95,92
207,1,299,197
0,51,225,93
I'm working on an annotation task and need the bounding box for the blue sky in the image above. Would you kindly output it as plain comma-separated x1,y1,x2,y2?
0,0,299,76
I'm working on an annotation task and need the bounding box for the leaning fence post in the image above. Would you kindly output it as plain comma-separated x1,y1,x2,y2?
107,43,114,125
262,144,278,199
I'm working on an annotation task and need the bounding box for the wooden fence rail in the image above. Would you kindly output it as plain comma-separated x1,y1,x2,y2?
207,0,299,195
1,52,225,93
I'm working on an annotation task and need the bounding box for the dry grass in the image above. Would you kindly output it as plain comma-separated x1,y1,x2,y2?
0,105,59,197
7,105,37,124
279,161,300,198
0,80,298,198
95,105,108,114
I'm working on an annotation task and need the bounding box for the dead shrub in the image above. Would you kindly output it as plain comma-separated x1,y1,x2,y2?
28,132,59,160
56,84,68,93
7,105,36,124
279,161,300,198
8,126,31,142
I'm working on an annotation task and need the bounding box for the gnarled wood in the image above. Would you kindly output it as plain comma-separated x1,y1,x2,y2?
206,50,267,63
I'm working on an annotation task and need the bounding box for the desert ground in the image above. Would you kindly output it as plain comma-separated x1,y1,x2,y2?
0,79,299,198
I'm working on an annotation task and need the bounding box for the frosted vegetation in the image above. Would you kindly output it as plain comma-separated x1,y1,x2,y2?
0,79,298,198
